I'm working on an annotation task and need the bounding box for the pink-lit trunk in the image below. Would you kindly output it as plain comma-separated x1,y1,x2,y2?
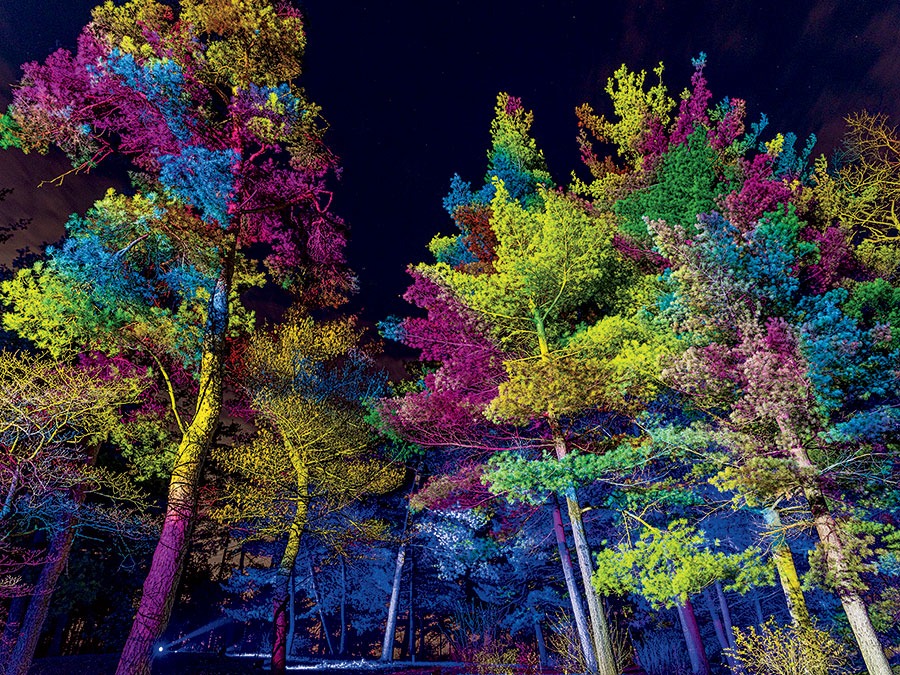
5,516,76,675
116,270,230,675
676,598,710,675
550,502,598,675
272,457,308,675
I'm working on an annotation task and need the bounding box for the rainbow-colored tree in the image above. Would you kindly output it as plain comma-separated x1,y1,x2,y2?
1,2,349,672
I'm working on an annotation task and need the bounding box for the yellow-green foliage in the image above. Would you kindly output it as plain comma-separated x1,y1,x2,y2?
728,618,851,675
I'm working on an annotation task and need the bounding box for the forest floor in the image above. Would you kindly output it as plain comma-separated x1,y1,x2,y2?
27,654,508,674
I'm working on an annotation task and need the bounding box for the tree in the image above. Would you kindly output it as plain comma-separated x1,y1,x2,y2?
0,351,150,674
1,2,349,672
214,313,402,672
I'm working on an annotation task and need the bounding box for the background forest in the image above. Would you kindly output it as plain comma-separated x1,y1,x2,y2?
0,2,899,675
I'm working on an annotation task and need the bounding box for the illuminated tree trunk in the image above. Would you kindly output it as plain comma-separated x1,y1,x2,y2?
116,269,231,675
701,587,736,673
778,420,891,675
537,314,617,675
676,598,710,675
381,477,415,662
715,582,738,655
339,556,347,656
5,515,76,675
380,540,405,662
551,501,598,675
761,507,811,629
308,558,334,655
272,457,309,675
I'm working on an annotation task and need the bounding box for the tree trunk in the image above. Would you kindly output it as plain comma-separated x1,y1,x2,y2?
116,268,231,675
701,588,737,673
778,420,892,675
549,422,618,675
533,615,548,667
714,582,738,654
0,596,28,666
381,474,416,662
287,567,296,660
272,460,309,675
676,598,710,675
381,541,405,662
339,556,347,656
407,554,415,662
6,515,77,675
550,501,598,675
750,589,764,626
307,558,334,656
762,507,812,629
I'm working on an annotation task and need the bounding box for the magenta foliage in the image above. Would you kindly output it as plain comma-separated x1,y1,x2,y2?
379,269,508,448
708,97,747,150
801,225,856,295
9,10,349,300
669,54,712,146
720,154,794,231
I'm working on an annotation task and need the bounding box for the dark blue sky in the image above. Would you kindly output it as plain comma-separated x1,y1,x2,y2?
2,0,900,323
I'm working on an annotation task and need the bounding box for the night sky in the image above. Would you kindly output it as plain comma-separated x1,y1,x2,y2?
2,0,900,324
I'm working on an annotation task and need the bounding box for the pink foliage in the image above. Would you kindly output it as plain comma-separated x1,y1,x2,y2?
720,154,793,231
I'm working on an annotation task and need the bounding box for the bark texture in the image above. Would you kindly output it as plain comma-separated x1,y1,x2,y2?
550,502,598,675
676,599,710,675
115,273,230,675
6,520,76,675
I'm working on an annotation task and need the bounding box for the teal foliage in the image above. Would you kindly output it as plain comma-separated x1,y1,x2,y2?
104,49,192,143
159,146,240,226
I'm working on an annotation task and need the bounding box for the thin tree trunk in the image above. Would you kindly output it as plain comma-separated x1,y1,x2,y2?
287,567,296,660
381,473,416,662
6,515,77,675
272,459,309,675
550,501,598,675
339,556,346,656
778,420,892,675
533,615,548,667
217,531,231,582
407,554,415,662
762,507,812,629
308,558,334,656
750,589,764,626
0,596,28,666
116,266,231,675
549,422,618,675
715,582,738,654
676,598,710,675
701,588,736,672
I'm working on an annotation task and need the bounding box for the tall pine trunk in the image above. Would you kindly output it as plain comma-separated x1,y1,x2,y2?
762,507,811,628
676,598,710,675
701,587,736,673
550,501,598,675
116,267,231,675
778,420,892,675
272,457,309,675
339,556,347,656
549,419,618,675
714,582,738,656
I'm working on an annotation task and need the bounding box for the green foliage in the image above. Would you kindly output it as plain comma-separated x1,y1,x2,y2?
592,518,772,608
484,443,651,504
727,618,851,675
613,130,721,240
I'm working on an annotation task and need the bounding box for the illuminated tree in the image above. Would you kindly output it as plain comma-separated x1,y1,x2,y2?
0,2,349,672
213,313,401,673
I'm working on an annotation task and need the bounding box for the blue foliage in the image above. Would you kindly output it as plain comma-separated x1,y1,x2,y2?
772,132,817,182
159,146,239,226
799,289,900,416
105,50,192,143
377,315,406,342
433,234,478,267
443,173,479,217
